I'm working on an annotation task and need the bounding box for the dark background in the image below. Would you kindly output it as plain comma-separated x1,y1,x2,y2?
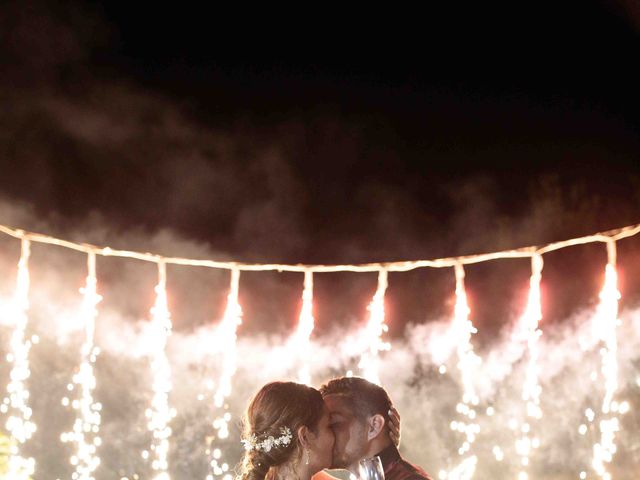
1,0,640,336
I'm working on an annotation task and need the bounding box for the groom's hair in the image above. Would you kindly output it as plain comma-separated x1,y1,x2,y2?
320,376,392,423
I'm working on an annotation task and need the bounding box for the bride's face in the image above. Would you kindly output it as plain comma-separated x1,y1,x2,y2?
307,405,335,472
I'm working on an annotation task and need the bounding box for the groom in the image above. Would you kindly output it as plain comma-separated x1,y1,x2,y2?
317,376,432,480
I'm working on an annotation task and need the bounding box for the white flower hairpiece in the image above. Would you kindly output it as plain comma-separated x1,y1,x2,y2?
241,426,293,452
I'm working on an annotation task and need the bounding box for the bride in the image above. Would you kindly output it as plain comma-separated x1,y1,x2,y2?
237,381,335,480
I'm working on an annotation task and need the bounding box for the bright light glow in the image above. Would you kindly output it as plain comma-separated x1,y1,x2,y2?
358,269,390,384
591,241,622,479
514,254,543,479
61,252,102,479
289,270,314,384
3,238,36,479
145,262,174,480
619,401,629,415
446,455,477,480
444,264,481,480
492,446,504,461
210,269,243,479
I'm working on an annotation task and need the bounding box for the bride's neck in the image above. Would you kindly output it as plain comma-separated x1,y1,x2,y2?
269,460,311,480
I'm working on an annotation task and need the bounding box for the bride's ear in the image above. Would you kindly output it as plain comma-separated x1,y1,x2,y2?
367,414,386,441
297,425,311,448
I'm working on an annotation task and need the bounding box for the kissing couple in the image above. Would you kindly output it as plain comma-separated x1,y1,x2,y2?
237,376,432,480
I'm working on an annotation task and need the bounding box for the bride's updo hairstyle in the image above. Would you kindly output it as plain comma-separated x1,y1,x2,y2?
237,381,325,480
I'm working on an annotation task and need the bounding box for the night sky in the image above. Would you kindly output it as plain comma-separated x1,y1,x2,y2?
2,1,640,333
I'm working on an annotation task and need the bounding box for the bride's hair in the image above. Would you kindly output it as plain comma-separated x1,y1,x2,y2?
237,381,325,480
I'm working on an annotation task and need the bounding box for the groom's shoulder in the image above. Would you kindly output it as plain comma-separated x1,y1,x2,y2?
388,457,433,480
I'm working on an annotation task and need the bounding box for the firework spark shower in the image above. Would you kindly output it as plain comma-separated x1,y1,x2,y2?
0,223,638,480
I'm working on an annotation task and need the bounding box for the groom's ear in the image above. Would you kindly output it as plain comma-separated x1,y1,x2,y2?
367,414,386,441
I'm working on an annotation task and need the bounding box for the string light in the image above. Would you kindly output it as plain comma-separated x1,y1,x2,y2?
444,264,480,480
60,252,103,480
591,241,622,480
208,268,242,480
2,238,36,479
289,270,314,385
145,262,174,480
514,254,543,479
358,269,390,384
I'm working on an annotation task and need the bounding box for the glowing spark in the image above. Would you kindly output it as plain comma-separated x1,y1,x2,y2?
145,262,174,480
2,238,36,479
358,269,390,384
492,446,504,461
209,269,242,479
61,252,102,480
444,264,481,480
591,241,621,479
289,270,314,384
514,254,543,479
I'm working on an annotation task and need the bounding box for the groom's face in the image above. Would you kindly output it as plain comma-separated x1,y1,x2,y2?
324,394,369,470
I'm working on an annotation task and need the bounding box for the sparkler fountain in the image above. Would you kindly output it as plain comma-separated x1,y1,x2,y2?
2,237,36,479
440,264,481,480
60,252,103,480
207,268,242,480
289,270,314,385
358,269,390,385
590,240,622,480
514,254,543,480
144,261,175,480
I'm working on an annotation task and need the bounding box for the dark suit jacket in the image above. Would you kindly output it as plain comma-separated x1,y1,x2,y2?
377,444,432,480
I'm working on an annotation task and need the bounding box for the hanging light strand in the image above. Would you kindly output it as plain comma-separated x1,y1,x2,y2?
61,252,103,480
2,237,36,480
591,240,622,480
442,264,480,480
208,268,242,480
145,261,174,480
515,254,544,480
358,269,390,385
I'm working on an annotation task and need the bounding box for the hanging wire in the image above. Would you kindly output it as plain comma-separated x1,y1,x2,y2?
1,223,639,273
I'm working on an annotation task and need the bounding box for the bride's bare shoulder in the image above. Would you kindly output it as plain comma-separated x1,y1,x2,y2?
312,470,351,480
